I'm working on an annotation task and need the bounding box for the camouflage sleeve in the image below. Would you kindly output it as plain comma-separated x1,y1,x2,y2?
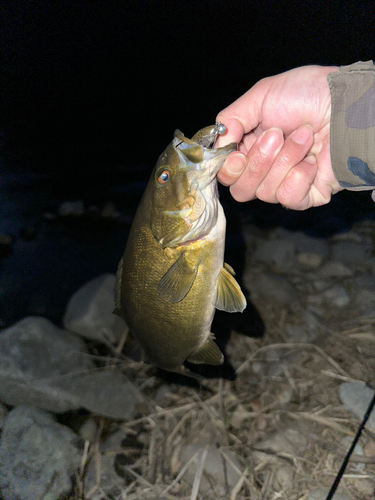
327,60,375,193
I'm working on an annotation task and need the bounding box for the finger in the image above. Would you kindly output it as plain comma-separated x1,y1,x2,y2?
215,117,246,147
256,125,314,203
216,80,271,148
217,152,247,186
275,155,319,210
226,128,284,201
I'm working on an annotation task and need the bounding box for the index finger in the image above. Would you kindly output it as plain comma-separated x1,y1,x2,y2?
215,80,268,147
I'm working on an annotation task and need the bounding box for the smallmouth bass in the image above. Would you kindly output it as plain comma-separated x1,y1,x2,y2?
115,124,246,372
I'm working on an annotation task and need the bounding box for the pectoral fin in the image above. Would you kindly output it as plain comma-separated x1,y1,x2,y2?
187,337,224,365
157,253,197,302
113,257,123,316
213,265,247,313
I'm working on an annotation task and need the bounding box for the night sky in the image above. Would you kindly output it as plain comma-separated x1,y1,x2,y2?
2,1,374,175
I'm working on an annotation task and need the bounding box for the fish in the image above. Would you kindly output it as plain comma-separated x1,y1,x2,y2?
115,124,246,372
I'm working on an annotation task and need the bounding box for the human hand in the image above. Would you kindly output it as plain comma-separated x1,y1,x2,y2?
216,65,343,210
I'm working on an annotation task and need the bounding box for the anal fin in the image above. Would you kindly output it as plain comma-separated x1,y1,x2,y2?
187,337,224,365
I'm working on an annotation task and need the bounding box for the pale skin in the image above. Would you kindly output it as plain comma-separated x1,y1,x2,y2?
216,65,343,210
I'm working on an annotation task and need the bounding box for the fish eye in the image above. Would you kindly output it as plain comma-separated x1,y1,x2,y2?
157,170,170,185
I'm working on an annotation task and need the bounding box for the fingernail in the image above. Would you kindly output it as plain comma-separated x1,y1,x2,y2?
259,128,283,155
226,153,246,175
291,125,312,145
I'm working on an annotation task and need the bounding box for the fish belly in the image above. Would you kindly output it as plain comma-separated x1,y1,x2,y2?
121,205,225,371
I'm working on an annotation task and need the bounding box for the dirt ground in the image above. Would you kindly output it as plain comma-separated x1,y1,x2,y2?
71,220,375,500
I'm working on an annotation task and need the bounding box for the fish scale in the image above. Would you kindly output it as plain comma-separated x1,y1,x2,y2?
115,125,246,372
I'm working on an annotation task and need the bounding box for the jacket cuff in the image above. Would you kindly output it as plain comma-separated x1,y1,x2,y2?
327,60,375,191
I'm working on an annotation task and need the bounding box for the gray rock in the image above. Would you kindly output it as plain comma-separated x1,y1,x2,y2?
297,252,323,269
84,454,124,500
284,324,318,343
0,316,143,419
306,490,350,500
318,261,353,277
244,273,296,304
332,230,363,243
84,429,130,499
256,428,307,455
0,406,82,500
355,273,375,289
332,241,371,266
58,200,85,216
274,464,294,490
341,436,365,472
0,233,13,246
180,443,242,495
339,382,375,433
270,229,329,256
264,348,298,377
254,239,295,269
78,418,97,443
323,285,350,307
355,289,375,310
0,402,7,430
63,273,126,343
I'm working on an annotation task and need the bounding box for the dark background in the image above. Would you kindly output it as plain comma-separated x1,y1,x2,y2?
0,0,374,327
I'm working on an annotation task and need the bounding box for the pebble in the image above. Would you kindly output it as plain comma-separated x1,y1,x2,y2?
323,284,350,307
78,418,98,443
284,324,318,343
269,228,329,257
0,406,82,500
84,429,139,498
0,233,13,246
179,443,242,496
355,288,375,310
84,454,125,500
332,241,370,266
244,272,296,304
58,200,85,216
340,436,365,472
274,464,294,490
339,382,375,433
101,202,120,219
351,478,375,497
0,403,7,430
63,273,126,343
355,273,375,289
305,489,351,500
364,439,375,456
256,428,307,455
254,239,295,269
318,260,353,277
297,252,323,269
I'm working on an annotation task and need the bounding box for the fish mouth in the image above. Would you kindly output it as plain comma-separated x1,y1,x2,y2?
159,126,237,249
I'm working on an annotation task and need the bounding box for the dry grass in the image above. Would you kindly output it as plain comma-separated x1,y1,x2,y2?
72,300,375,499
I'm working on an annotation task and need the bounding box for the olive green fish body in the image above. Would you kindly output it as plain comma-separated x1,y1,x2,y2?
116,125,246,372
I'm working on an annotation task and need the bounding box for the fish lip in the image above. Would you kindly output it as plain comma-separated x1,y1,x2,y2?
197,142,237,186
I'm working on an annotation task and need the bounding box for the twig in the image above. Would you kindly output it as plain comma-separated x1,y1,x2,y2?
190,446,208,500
230,467,249,500
288,411,354,436
160,450,200,496
236,342,350,378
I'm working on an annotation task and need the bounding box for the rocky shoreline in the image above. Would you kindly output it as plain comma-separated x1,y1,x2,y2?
1,219,375,499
